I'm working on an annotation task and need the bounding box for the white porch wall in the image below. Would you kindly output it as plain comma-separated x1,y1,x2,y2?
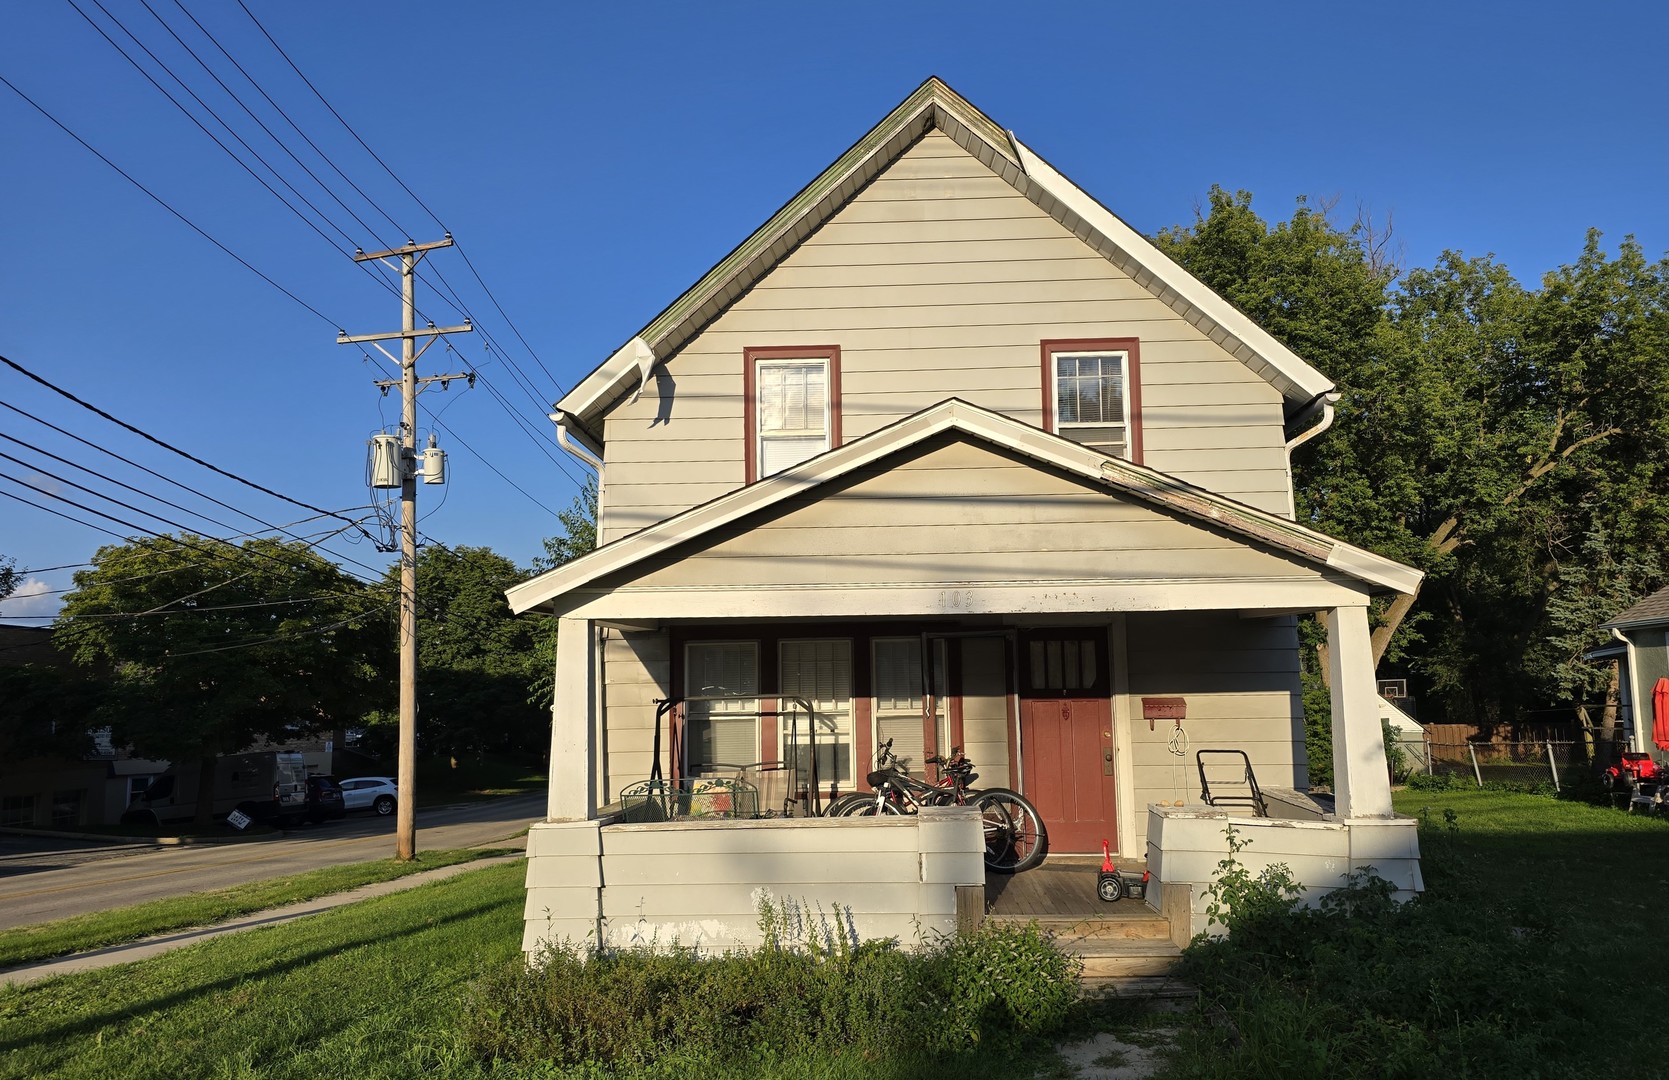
1146,806,1423,939
1122,611,1305,854
523,808,984,957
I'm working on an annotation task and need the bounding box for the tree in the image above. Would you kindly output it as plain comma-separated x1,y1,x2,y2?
377,544,552,761
57,535,387,825
533,478,597,573
0,554,18,604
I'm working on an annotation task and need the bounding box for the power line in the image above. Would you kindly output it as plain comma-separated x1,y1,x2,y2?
0,353,374,543
0,71,338,326
163,598,397,658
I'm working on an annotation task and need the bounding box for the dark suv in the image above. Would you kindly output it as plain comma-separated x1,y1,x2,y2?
303,775,347,824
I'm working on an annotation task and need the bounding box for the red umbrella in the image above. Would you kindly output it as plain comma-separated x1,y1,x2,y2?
1654,677,1669,751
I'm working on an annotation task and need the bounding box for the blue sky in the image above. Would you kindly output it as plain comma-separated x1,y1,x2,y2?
2,0,1666,619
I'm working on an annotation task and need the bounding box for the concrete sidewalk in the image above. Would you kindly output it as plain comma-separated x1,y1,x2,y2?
0,850,524,987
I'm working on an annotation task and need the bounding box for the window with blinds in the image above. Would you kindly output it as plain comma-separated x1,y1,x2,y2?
779,639,852,784
685,642,759,769
756,358,830,477
1052,350,1128,458
872,637,947,772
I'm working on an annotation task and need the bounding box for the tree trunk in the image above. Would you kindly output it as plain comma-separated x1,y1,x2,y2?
194,752,218,829
1596,662,1622,770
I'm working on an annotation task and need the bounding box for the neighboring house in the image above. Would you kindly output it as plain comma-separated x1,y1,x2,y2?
0,623,164,828
507,78,1424,948
1599,585,1669,756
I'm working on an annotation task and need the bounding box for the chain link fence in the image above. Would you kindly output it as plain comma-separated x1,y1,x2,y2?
1393,732,1611,791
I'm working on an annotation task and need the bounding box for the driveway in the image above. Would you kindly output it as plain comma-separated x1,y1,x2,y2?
0,792,543,931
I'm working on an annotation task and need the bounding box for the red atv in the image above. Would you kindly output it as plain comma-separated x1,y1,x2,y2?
1601,751,1661,792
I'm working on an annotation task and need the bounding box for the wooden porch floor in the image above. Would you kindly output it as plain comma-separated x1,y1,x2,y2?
985,856,1148,918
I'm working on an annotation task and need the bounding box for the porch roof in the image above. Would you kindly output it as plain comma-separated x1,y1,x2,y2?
507,400,1421,618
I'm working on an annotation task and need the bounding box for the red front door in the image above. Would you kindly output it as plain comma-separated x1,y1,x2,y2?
1019,631,1117,854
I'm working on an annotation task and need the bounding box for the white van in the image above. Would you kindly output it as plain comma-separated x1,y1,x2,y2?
122,751,309,827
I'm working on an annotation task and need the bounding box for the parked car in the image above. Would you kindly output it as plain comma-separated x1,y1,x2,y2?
303,775,347,823
338,776,399,816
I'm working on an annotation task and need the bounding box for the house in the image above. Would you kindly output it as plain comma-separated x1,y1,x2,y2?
507,78,1424,949
1598,585,1669,756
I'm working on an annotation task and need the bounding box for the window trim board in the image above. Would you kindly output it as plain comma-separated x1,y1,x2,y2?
743,345,843,483
1039,337,1143,465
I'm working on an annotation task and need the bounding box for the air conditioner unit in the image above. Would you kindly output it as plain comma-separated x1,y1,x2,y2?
1378,679,1408,699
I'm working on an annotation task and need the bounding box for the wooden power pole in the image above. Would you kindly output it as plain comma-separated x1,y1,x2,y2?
339,236,471,860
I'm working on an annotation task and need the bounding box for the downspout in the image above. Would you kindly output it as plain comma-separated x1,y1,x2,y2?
551,410,603,473
1611,627,1643,753
1282,391,1341,519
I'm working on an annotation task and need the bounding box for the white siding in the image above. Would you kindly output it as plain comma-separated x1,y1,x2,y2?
598,438,1322,595
1122,610,1306,853
598,132,1292,542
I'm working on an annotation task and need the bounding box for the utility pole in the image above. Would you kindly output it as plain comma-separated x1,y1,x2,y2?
339,236,471,860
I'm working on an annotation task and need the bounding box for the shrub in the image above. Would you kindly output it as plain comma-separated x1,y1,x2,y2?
463,912,1081,1070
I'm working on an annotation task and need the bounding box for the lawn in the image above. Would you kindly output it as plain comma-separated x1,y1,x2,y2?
3,789,1661,1079
0,848,508,969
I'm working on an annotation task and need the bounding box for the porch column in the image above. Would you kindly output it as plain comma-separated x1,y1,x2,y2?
548,615,598,821
1325,603,1393,817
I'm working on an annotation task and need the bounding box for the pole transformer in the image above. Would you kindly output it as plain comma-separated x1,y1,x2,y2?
339,236,471,860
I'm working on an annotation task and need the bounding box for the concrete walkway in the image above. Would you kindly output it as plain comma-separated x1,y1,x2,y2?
0,850,524,987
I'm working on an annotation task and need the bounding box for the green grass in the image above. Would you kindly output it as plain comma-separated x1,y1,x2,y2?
0,861,1128,1079
415,754,546,805
0,848,507,969
0,862,527,1080
1155,788,1669,1079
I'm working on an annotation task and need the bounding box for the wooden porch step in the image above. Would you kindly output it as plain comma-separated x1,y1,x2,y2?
1080,973,1196,1000
987,908,1174,943
1071,939,1184,979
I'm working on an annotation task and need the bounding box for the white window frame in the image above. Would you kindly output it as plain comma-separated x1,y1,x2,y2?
683,641,761,771
1049,348,1132,459
755,356,831,478
778,638,853,785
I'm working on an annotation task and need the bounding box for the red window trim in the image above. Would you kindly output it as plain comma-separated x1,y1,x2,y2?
743,345,843,484
1039,337,1143,465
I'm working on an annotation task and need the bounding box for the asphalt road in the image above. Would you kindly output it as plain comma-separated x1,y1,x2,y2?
0,792,543,931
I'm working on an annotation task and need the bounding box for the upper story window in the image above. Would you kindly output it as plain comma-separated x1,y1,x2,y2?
745,346,842,482
1041,338,1142,464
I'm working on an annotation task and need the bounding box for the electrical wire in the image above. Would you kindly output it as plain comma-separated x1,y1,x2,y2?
0,353,375,544
0,71,337,326
159,598,398,658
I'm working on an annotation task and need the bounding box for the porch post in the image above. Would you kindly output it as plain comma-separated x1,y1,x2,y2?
549,615,598,821
1325,603,1393,817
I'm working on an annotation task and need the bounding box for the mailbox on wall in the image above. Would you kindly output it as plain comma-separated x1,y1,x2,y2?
1141,697,1186,730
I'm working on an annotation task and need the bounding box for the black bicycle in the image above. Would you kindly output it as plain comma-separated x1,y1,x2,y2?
826,740,1047,873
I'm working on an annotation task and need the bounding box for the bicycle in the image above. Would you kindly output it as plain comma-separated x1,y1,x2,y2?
826,740,1047,873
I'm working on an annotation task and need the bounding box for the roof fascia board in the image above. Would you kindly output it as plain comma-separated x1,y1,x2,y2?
506,399,1419,614
1007,137,1335,409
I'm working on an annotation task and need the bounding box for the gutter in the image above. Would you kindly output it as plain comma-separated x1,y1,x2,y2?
1284,391,1341,455
551,410,603,473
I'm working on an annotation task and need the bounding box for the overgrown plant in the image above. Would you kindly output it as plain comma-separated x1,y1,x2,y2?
1196,825,1302,940
465,898,1081,1071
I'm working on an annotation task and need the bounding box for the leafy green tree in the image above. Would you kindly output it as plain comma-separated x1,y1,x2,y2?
56,535,387,825
533,478,597,573
528,481,598,709
380,544,551,761
0,554,18,603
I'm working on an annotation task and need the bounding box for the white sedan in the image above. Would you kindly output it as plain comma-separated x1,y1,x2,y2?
338,776,398,816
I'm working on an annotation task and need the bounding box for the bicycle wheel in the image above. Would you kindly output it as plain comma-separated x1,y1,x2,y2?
823,792,874,817
831,792,901,816
975,788,1046,873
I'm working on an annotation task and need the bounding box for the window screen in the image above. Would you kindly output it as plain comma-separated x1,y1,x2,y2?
757,359,829,476
780,639,852,784
685,642,759,769
1053,351,1128,457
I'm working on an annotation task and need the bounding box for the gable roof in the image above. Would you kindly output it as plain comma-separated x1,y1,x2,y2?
556,77,1336,438
1603,585,1669,631
508,399,1418,615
